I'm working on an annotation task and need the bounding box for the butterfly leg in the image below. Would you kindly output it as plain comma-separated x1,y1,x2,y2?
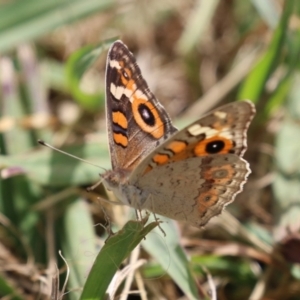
97,195,126,206
134,208,142,221
152,212,166,237
143,194,166,237
98,205,115,242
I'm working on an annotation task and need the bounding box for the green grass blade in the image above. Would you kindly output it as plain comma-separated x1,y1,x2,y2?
0,141,109,186
62,199,98,299
66,39,115,111
238,0,294,102
265,25,300,115
0,57,33,153
0,275,23,300
273,77,300,241
0,0,115,53
80,218,158,300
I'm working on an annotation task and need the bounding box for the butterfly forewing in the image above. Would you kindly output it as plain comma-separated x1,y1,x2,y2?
105,41,177,171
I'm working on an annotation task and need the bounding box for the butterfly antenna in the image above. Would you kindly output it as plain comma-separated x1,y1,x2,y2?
38,139,106,172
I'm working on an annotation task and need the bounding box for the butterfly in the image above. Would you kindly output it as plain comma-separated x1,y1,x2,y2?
101,40,255,227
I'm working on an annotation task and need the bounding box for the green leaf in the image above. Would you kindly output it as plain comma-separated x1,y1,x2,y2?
80,218,158,300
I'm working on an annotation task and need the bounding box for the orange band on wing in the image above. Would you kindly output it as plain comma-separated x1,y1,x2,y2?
113,133,128,147
112,111,128,129
166,140,187,153
152,153,169,165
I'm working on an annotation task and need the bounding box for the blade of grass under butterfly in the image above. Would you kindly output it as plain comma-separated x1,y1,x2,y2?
80,218,158,300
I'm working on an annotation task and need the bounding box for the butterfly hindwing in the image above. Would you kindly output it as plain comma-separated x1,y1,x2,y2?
135,154,249,226
131,101,255,178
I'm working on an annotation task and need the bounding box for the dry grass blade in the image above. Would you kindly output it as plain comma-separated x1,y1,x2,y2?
182,49,258,118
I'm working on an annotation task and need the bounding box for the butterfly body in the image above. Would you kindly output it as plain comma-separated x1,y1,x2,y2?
102,40,256,227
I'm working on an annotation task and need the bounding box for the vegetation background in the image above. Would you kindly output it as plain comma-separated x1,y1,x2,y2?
0,0,299,299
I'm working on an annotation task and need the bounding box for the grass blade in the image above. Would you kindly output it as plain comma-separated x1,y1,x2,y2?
80,218,158,299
